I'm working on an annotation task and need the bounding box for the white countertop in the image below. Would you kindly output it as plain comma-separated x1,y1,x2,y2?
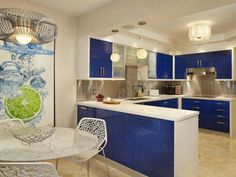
77,98,199,122
77,95,236,122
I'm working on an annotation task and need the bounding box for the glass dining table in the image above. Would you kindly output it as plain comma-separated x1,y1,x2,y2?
0,127,98,162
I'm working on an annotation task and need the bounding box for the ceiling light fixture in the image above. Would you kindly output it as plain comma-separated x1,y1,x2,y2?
110,29,120,62
136,21,148,59
188,21,212,42
0,8,57,45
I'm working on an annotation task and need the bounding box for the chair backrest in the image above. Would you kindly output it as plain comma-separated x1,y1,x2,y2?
0,119,24,135
77,117,107,150
0,162,59,177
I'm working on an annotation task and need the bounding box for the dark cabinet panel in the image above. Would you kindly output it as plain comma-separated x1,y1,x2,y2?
142,98,178,109
175,55,188,79
156,53,173,79
96,109,140,171
90,38,112,78
139,117,174,177
77,106,175,177
182,98,229,133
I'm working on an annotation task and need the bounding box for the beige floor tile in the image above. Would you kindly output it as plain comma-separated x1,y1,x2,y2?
52,130,236,177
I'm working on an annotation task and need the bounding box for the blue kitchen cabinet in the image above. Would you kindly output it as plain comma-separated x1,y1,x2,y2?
208,100,230,133
182,98,229,133
205,50,232,79
77,105,96,124
96,109,140,171
175,55,188,79
175,50,232,79
182,98,212,129
142,98,178,109
156,53,173,79
90,38,112,78
139,117,174,177
77,106,175,177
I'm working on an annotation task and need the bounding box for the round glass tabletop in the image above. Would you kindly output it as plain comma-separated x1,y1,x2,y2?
0,127,98,162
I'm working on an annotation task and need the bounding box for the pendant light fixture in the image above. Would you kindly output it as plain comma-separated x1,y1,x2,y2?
188,21,211,42
0,8,57,45
110,29,120,62
136,21,148,59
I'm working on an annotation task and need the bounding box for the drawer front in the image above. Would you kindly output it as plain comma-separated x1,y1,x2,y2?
182,98,204,111
144,98,178,109
210,100,230,117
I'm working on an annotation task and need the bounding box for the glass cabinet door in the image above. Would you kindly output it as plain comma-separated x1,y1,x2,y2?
112,44,125,78
148,51,157,79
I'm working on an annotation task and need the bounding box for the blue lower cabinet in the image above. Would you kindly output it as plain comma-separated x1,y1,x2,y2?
182,99,230,133
96,109,140,171
143,98,178,109
77,106,175,177
139,117,174,177
77,106,96,124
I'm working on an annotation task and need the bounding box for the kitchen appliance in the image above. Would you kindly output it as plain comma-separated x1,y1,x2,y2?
165,85,182,95
149,89,159,96
165,85,176,95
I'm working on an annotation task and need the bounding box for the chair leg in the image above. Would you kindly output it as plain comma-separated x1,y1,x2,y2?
102,149,110,177
56,159,59,170
87,161,90,177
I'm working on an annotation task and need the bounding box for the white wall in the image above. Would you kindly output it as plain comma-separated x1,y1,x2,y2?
0,0,78,128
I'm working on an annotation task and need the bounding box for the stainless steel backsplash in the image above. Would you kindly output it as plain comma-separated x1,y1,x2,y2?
77,79,236,101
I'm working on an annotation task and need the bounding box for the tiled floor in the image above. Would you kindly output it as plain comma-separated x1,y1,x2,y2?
55,130,236,177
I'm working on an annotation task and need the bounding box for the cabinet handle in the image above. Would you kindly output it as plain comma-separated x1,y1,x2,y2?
102,67,105,77
197,60,200,67
217,115,226,118
80,106,87,110
200,60,202,67
163,101,168,104
217,121,226,125
192,106,200,109
217,102,225,105
217,109,226,112
99,67,103,77
193,101,200,103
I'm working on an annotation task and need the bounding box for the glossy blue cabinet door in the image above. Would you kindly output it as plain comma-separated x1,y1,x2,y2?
156,53,173,79
175,55,188,79
90,38,112,78
77,106,96,124
139,117,174,177
96,109,140,171
206,50,232,79
143,98,178,109
182,99,230,133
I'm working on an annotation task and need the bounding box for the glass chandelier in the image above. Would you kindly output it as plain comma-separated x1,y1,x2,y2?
188,21,211,41
137,21,148,59
0,8,57,45
110,29,120,62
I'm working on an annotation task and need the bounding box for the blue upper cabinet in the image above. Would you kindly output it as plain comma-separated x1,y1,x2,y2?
175,50,232,79
175,55,188,79
205,50,232,79
156,53,173,79
90,38,112,78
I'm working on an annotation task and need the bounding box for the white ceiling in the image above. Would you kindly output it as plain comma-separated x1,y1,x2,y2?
28,0,116,16
145,3,236,43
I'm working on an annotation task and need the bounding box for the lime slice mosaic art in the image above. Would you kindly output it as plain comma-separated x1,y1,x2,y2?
0,41,54,126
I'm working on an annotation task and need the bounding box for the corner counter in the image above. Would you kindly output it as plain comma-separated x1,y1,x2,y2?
77,99,198,177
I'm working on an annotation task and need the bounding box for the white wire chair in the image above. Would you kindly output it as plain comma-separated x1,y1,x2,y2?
56,117,109,177
0,118,24,136
0,162,59,177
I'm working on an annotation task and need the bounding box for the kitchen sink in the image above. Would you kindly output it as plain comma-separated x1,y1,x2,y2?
125,97,150,101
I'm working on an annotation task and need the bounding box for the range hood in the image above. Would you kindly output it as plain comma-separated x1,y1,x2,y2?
186,67,216,80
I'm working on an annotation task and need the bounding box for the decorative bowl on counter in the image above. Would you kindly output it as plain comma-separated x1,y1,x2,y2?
11,127,55,145
96,94,105,102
